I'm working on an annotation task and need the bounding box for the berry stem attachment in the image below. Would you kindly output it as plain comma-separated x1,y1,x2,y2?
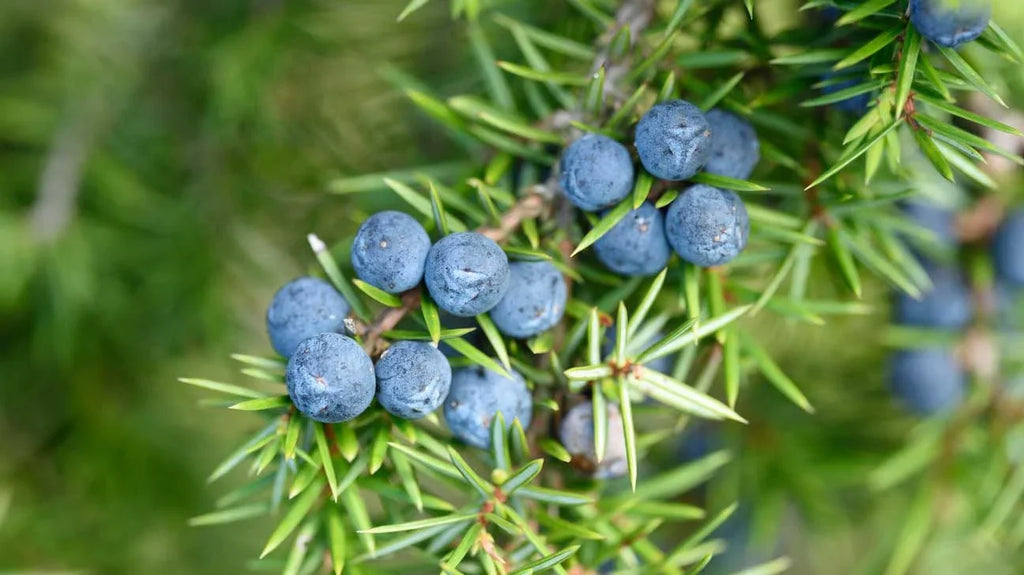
361,289,422,357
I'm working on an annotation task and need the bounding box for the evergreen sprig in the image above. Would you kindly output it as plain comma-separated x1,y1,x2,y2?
182,1,1024,573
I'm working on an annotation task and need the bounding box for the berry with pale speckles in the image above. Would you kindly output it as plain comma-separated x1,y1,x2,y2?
594,202,671,277
285,333,375,423
351,211,431,294
489,261,567,339
558,134,635,212
375,341,451,419
444,365,532,449
634,99,712,181
664,184,749,267
424,232,510,317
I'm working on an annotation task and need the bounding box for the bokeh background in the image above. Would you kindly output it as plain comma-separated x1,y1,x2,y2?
1,1,1022,574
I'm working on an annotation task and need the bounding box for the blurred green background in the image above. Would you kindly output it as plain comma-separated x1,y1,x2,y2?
0,1,476,572
1,1,1022,574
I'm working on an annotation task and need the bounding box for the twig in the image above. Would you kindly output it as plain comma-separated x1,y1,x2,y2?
361,289,422,356
478,194,546,242
30,116,97,243
590,0,657,103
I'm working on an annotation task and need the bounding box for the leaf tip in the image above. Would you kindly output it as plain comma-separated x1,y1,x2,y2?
307,233,326,253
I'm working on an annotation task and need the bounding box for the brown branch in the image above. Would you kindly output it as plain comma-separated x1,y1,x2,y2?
361,288,422,357
323,422,341,456
478,193,546,243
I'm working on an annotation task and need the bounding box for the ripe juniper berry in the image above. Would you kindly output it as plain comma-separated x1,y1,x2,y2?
375,341,452,419
634,99,712,181
665,185,750,267
286,333,375,423
594,202,671,277
489,261,567,339
703,109,760,180
351,211,431,294
266,276,350,358
444,365,532,449
425,232,510,317
558,134,635,212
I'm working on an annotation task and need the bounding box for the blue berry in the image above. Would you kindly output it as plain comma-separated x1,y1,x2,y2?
266,276,350,358
820,6,841,22
902,199,957,248
286,333,375,423
375,341,452,419
558,134,635,212
703,109,760,180
890,348,965,416
910,0,990,48
594,202,671,277
559,402,627,479
444,365,532,449
678,423,718,463
665,185,750,267
425,232,510,317
634,99,712,181
893,264,972,329
351,211,431,294
489,261,567,339
993,210,1024,287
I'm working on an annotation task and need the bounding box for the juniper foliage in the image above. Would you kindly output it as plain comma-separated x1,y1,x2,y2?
179,1,1024,573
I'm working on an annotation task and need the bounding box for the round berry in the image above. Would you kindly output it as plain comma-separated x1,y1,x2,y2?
703,109,759,180
425,232,510,317
375,341,452,419
679,423,718,463
902,199,957,248
993,210,1024,287
489,261,567,339
910,0,990,48
594,202,671,277
351,211,431,294
559,402,627,479
558,134,635,212
890,348,965,416
665,185,750,268
286,333,375,423
893,264,972,329
266,276,350,358
634,99,712,181
444,365,532,449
